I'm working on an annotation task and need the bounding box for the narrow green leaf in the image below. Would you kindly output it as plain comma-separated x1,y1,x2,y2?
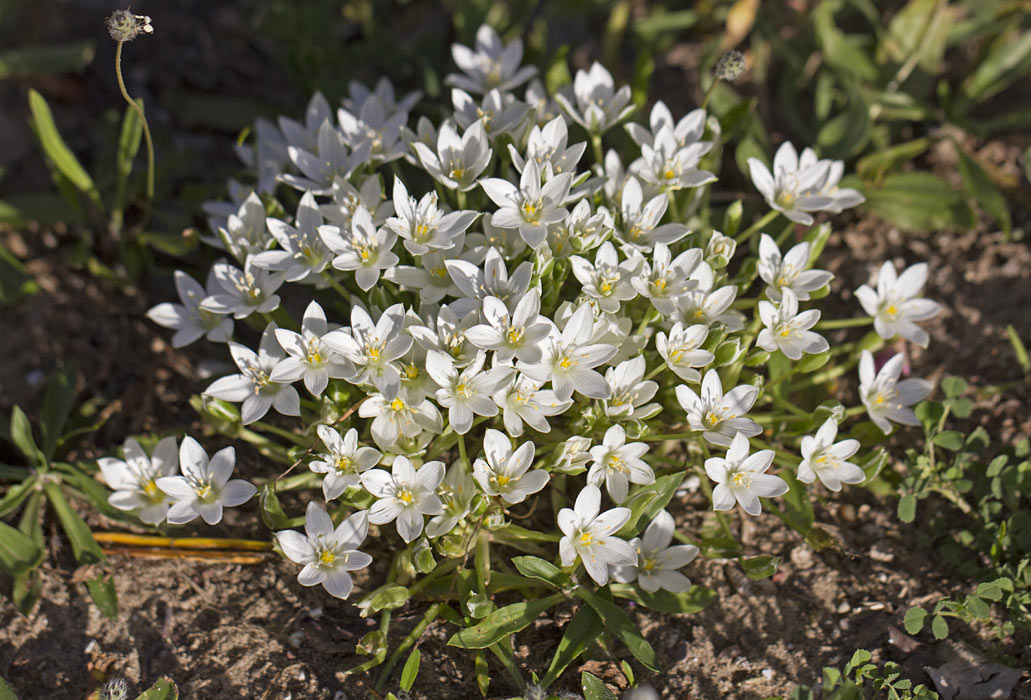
474,650,489,697
0,41,95,78
9,406,45,467
903,606,927,634
898,494,917,524
963,30,1031,101
576,589,659,671
448,592,563,649
85,573,118,619
112,100,144,225
42,483,105,564
581,671,618,700
1006,325,1030,372
608,583,716,614
616,471,685,538
0,675,18,700
0,521,44,576
0,477,36,518
542,604,604,688
399,648,420,692
0,242,38,304
136,677,178,700
953,142,1012,237
27,89,101,206
512,555,573,589
40,362,77,460
856,172,974,232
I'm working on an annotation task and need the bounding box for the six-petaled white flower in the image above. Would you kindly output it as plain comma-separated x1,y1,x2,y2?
756,289,829,360
270,301,353,396
275,502,372,599
157,437,256,525
362,456,445,542
611,510,699,593
309,426,382,500
204,324,301,424
757,233,833,303
676,369,762,446
798,418,864,491
558,484,636,585
705,432,788,516
859,351,933,434
855,261,941,348
473,429,549,504
587,424,655,503
99,436,178,525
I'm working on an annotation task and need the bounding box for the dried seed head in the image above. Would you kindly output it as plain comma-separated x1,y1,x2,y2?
714,50,746,82
106,9,153,42
99,678,129,700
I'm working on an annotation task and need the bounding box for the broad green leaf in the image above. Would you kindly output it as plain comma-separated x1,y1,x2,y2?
85,573,118,619
953,142,1012,238
542,605,604,688
741,555,780,580
795,351,831,374
931,614,949,639
616,471,685,538
512,555,573,589
356,584,410,618
136,677,179,700
856,138,931,182
940,376,967,398
400,648,420,692
813,4,879,81
9,406,45,467
581,671,618,700
882,0,949,72
608,584,716,614
963,30,1031,101
448,592,564,649
903,606,928,634
40,362,77,460
856,172,974,232
0,41,94,78
931,430,964,451
976,579,1005,601
0,676,17,700
0,521,44,576
965,595,990,620
27,89,101,206
42,483,105,564
575,589,659,671
898,494,917,524
0,243,38,304
817,94,870,160
632,9,699,40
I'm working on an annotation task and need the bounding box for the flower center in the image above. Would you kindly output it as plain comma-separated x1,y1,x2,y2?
730,471,752,488
319,549,336,565
397,487,414,504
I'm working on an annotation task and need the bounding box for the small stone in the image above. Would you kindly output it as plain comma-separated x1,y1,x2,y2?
839,503,857,522
790,546,815,570
869,545,895,562
761,668,775,680
837,601,851,614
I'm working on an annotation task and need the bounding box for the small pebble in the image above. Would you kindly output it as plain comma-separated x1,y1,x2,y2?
790,546,815,570
761,668,775,680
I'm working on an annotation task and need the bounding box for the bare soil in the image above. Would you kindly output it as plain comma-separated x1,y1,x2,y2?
2,2,1031,699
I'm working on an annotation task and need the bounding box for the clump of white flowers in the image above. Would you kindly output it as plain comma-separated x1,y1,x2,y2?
102,27,947,688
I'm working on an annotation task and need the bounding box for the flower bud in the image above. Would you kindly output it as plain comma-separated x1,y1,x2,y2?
106,10,153,42
714,50,746,82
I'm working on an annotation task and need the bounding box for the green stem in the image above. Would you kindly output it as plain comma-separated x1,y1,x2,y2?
644,363,667,381
591,134,604,165
250,420,305,445
456,189,468,210
641,430,698,442
321,271,352,301
376,603,443,691
700,76,720,110
667,189,682,222
815,317,874,331
735,209,779,244
114,41,154,206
